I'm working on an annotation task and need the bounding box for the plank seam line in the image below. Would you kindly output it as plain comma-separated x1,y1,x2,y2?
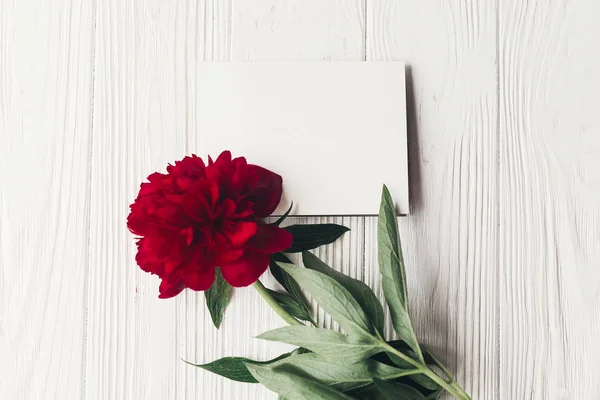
83,0,99,398
495,0,501,398
363,0,367,61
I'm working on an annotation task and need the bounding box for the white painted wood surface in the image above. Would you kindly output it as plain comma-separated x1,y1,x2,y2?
1,1,599,399
0,0,95,398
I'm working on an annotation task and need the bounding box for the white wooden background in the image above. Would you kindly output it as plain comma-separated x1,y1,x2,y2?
2,1,600,399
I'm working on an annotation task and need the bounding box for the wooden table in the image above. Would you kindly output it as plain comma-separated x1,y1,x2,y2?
2,1,599,399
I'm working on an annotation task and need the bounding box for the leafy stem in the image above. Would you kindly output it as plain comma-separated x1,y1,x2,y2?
253,280,303,326
428,352,455,381
426,351,472,400
380,342,471,400
387,369,423,379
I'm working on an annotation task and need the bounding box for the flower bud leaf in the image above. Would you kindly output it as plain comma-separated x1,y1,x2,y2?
204,269,232,329
283,224,350,253
271,202,294,227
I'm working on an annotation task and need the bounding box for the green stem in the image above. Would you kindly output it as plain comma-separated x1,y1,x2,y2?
381,343,470,400
428,352,456,381
253,281,470,399
428,353,471,400
253,280,302,326
451,382,472,400
390,369,423,379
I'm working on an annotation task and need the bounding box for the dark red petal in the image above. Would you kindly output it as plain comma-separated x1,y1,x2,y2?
245,165,283,217
216,150,232,164
158,278,185,299
221,221,258,247
247,223,293,254
220,251,270,287
218,198,237,218
231,199,254,219
147,171,168,183
179,267,216,291
167,155,206,179
135,238,165,276
214,248,245,265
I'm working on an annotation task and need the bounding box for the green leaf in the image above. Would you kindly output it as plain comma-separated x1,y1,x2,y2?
204,269,232,328
385,353,439,391
278,263,372,335
183,353,290,383
377,185,423,361
370,342,439,392
270,253,311,317
302,251,384,334
268,353,419,392
385,340,439,366
246,364,357,400
425,389,442,400
272,202,293,226
266,288,314,323
257,326,381,364
373,378,427,400
346,384,385,400
290,347,311,356
349,382,438,400
283,224,350,253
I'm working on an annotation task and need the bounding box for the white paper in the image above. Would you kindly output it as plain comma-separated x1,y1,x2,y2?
195,62,409,215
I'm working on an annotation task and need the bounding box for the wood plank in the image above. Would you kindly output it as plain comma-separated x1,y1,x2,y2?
0,0,94,398
175,1,367,399
366,1,499,399
86,1,192,398
499,1,600,398
231,0,365,61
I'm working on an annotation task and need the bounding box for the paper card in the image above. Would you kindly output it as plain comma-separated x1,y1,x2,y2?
196,62,409,216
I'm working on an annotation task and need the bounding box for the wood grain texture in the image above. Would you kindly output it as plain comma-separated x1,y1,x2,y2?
5,0,600,399
499,1,600,398
86,1,190,398
231,0,365,61
366,1,499,399
0,0,95,398
175,3,290,399
177,2,368,399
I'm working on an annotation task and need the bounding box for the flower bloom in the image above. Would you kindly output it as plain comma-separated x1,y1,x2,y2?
127,151,292,298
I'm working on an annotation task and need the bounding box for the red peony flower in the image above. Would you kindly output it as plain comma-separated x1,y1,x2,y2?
127,151,293,298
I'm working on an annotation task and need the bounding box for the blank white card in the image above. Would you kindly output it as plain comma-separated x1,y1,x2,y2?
196,62,409,215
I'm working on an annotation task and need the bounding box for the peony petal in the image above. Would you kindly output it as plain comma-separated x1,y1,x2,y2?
179,267,216,291
216,150,232,163
247,223,293,254
244,165,283,217
220,251,270,287
213,248,245,265
135,237,165,276
221,221,258,247
167,155,206,179
158,278,186,299
219,199,237,218
231,199,255,219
